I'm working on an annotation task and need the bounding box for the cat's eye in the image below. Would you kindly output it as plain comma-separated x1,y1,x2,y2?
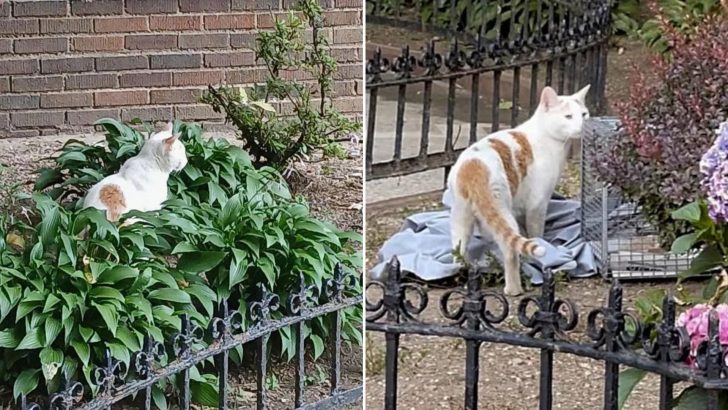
565,114,573,119
582,112,588,117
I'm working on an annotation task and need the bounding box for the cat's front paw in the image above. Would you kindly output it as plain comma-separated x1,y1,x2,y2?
503,285,524,297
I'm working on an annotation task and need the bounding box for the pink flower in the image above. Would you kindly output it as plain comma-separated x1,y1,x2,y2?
676,304,728,367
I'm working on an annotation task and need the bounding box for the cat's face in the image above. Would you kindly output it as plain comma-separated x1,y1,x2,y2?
539,85,590,140
149,129,188,172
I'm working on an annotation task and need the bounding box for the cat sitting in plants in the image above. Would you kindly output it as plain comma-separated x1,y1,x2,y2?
83,122,187,221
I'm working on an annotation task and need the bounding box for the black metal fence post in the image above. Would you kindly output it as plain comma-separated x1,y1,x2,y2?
383,258,403,410
463,267,483,410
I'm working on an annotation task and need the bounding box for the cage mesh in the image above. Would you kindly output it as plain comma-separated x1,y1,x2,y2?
580,118,697,280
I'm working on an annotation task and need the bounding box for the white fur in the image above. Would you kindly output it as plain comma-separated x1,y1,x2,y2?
83,122,188,221
448,85,590,296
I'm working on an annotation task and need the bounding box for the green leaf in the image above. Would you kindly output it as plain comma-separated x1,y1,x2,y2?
43,294,62,314
95,303,118,337
71,340,91,366
108,342,131,367
90,286,126,302
177,251,226,273
39,347,64,380
617,367,646,409
44,317,62,346
191,380,219,407
0,329,20,348
186,284,216,317
671,232,701,254
673,386,728,409
61,233,77,267
679,245,723,280
16,328,43,350
152,385,168,410
13,369,40,399
116,326,142,352
671,201,702,223
310,334,324,360
251,100,276,112
98,266,139,284
148,288,192,304
171,242,199,254
259,255,276,287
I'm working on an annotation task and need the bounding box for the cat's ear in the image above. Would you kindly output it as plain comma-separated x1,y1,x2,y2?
163,134,178,146
572,84,591,104
540,86,559,111
162,121,174,132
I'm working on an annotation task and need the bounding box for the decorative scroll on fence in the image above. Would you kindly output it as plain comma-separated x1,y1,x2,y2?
366,0,611,183
367,259,728,409
20,266,363,410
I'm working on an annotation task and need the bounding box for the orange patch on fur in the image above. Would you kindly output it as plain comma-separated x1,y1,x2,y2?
99,184,126,222
488,139,519,196
509,131,533,178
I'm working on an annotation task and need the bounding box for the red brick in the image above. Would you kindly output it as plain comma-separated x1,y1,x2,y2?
0,113,7,130
71,0,122,16
355,79,363,95
0,3,10,17
11,111,65,127
230,33,258,50
94,17,148,33
333,64,360,80
333,96,361,113
96,55,148,71
0,59,39,75
66,73,117,90
41,92,92,108
175,104,225,120
283,0,332,7
149,15,201,31
150,88,203,104
226,68,268,84
232,0,280,10
257,13,302,29
40,18,93,33
121,106,173,122
0,94,40,110
323,10,361,26
0,39,11,54
204,14,254,30
178,33,228,49
73,36,124,52
331,47,361,63
173,71,225,86
204,52,255,68
119,72,172,88
13,1,67,17
12,75,63,92
126,0,177,14
15,37,67,54
333,27,361,44
0,19,40,35
180,0,230,12
126,34,176,50
151,54,202,69
95,90,148,107
41,57,93,74
0,78,9,93
67,109,120,126
5,129,42,138
331,80,356,96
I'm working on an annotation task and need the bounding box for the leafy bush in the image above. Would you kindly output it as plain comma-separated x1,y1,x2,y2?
6,119,362,402
596,15,728,246
202,0,360,170
613,0,725,54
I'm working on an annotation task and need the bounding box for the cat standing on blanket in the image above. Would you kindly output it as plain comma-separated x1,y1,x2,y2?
449,85,590,296
83,122,188,222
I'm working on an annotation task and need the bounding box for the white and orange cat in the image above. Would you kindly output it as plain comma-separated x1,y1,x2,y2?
83,122,188,222
449,85,590,296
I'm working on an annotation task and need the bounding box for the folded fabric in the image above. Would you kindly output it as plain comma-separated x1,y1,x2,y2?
369,191,601,284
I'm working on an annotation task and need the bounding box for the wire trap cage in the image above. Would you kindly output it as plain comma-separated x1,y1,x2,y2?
580,118,698,280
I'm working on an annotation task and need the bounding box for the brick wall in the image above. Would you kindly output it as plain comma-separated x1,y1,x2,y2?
0,0,363,138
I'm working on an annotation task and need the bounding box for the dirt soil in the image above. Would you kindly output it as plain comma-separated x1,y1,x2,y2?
0,132,363,409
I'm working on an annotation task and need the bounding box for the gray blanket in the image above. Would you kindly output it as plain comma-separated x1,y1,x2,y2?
369,190,601,284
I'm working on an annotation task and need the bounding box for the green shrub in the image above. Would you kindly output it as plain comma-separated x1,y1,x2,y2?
7,119,362,402
202,0,360,170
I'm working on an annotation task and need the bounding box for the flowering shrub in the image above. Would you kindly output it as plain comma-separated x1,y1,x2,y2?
677,304,728,367
700,122,728,223
597,14,728,246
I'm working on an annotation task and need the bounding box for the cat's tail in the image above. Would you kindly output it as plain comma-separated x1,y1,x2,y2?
456,159,546,258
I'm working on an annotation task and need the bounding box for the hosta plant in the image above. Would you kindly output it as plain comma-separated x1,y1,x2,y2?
0,194,216,404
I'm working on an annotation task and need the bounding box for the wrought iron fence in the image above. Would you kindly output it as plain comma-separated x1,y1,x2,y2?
366,259,728,409
18,266,363,410
366,0,611,182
